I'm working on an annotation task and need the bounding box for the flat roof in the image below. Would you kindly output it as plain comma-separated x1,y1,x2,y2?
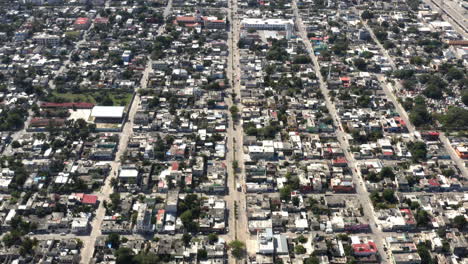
119,168,138,178
241,18,294,25
75,17,90,25
91,106,125,119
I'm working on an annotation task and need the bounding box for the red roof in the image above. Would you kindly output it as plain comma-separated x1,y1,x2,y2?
207,19,225,23
424,131,440,136
400,209,416,224
176,16,197,22
352,241,377,254
428,179,440,186
394,117,406,126
340,76,350,82
157,209,165,221
186,23,201,27
185,176,192,184
82,194,98,205
74,17,90,25
81,194,97,204
94,17,109,24
333,157,348,164
41,102,95,109
30,118,66,127
171,162,179,171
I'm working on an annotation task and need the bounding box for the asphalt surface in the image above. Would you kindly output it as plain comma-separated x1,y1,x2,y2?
363,18,468,180
292,2,390,262
223,0,249,262
79,0,173,263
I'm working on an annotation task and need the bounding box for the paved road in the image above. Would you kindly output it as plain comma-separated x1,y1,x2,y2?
424,0,468,38
48,14,95,91
79,87,141,264
292,2,390,262
79,0,173,263
3,109,33,156
363,17,468,180
223,0,249,261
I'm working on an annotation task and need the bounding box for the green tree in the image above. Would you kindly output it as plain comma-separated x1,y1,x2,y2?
407,0,420,10
417,242,434,264
423,84,443,99
438,107,468,130
416,209,430,227
408,141,427,162
361,10,374,20
102,95,114,106
2,230,21,247
19,237,37,256
280,185,292,201
410,56,424,65
446,67,464,81
304,256,320,264
374,29,388,41
11,140,21,148
230,105,240,122
442,240,451,253
132,252,160,264
292,196,300,207
115,247,135,264
410,201,420,210
182,233,192,247
353,58,367,71
109,192,121,211
197,249,208,259
293,55,311,64
453,215,466,230
106,233,121,249
208,233,219,244
297,235,307,244
295,244,306,254
382,189,397,204
383,40,395,49
229,240,246,259
379,167,395,179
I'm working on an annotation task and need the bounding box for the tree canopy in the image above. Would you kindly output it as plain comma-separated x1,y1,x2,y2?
229,240,246,259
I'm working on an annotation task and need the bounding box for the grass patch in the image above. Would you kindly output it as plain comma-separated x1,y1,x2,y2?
49,91,133,107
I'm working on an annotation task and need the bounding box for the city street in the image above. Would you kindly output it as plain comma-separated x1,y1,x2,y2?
363,18,468,180
292,1,390,262
423,0,468,38
1,0,466,263
79,0,173,263
223,0,249,261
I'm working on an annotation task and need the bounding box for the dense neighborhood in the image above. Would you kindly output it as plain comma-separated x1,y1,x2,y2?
0,0,467,264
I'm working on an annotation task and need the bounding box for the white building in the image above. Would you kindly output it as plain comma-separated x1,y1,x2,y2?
91,106,125,123
134,203,154,233
32,33,60,46
71,217,89,234
241,18,294,38
118,167,139,184
241,18,294,31
0,168,14,191
257,228,275,254
257,228,289,255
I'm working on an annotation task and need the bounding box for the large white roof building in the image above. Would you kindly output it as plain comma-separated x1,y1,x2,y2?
91,106,125,119
241,18,294,34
